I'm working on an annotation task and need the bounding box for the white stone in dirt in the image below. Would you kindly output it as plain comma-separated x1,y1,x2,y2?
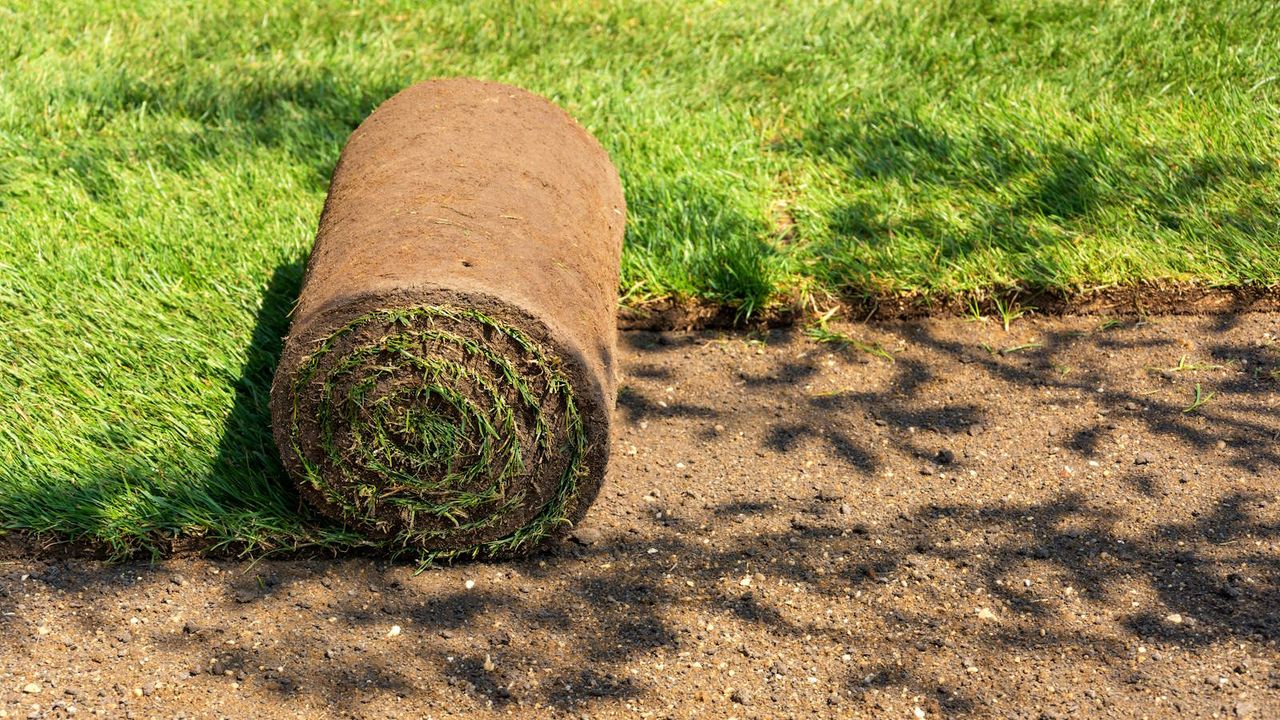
21,682,41,694
386,625,401,638
464,579,475,590
1165,613,1183,624
976,607,997,621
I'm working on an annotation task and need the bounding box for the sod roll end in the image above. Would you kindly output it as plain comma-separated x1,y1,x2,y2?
269,79,625,560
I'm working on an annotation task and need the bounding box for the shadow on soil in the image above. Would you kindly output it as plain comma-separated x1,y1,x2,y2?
5,317,1278,713
4,488,1274,713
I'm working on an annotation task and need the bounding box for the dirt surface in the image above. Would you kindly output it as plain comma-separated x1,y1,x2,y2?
271,78,624,552
4,313,1279,719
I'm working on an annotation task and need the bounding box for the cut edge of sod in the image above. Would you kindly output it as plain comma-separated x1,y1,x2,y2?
281,304,591,563
617,280,1280,331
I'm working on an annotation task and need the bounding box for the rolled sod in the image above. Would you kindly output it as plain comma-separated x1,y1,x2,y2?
269,78,625,560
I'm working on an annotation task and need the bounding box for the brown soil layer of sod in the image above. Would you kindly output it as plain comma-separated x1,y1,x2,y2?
4,313,1279,718
620,283,1280,330
270,78,624,559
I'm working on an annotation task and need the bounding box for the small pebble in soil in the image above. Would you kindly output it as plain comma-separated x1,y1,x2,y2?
1134,452,1155,465
730,688,752,705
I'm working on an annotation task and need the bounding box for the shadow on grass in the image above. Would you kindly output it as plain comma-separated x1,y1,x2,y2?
202,258,308,535
57,68,409,200
775,110,1277,292
51,66,797,317
0,257,320,561
621,176,779,315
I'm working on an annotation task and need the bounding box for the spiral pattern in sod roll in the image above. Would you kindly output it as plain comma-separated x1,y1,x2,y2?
282,305,587,560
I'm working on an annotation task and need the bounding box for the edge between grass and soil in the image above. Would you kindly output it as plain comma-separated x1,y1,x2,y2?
4,284,1279,565
618,281,1280,331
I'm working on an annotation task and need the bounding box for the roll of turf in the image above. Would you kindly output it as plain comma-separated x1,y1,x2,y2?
269,78,625,560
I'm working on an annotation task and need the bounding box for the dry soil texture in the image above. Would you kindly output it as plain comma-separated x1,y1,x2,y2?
3,313,1279,719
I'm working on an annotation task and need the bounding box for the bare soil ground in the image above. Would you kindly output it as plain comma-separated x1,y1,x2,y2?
3,313,1279,719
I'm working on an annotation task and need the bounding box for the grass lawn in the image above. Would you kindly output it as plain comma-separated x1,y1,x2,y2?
2,0,1278,555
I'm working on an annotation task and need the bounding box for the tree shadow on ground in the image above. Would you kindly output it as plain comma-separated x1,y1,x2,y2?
620,175,778,314
4,484,1274,715
774,110,1277,293
55,68,408,200
5,317,1277,716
